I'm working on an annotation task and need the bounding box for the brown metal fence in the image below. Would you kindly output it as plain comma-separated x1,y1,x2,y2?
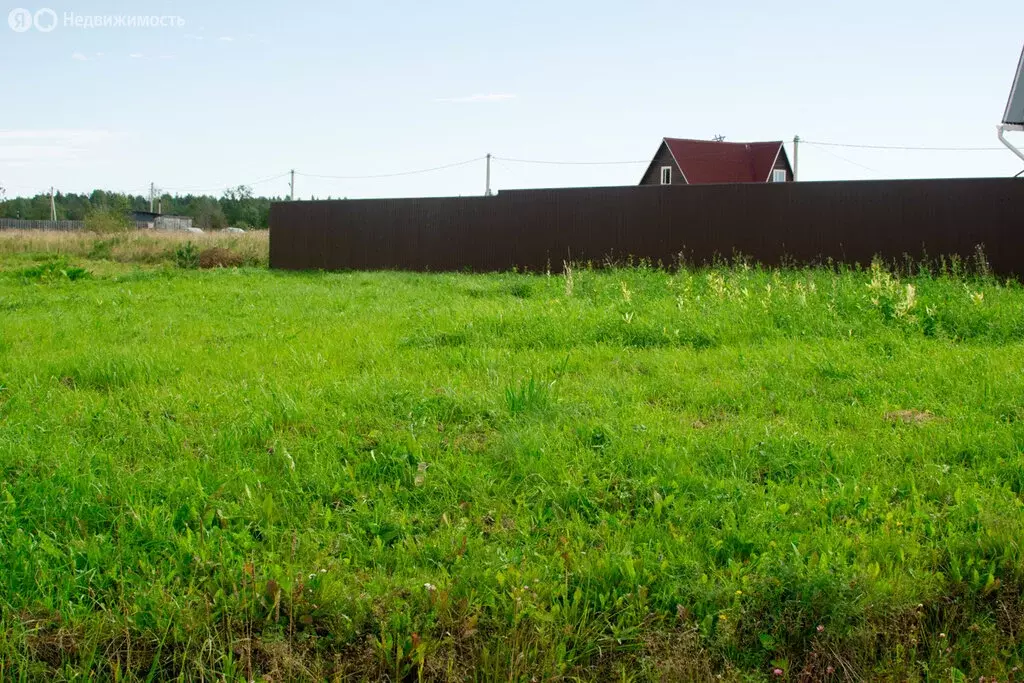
269,178,1024,275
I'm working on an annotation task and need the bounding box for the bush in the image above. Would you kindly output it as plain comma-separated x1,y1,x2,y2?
199,247,245,269
17,257,89,283
84,209,132,234
87,237,120,260
174,242,200,269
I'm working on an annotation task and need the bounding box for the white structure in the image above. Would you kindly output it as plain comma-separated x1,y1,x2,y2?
998,45,1024,166
154,215,194,231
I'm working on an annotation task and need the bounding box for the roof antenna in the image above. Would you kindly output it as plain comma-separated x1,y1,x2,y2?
997,44,1024,170
712,134,726,142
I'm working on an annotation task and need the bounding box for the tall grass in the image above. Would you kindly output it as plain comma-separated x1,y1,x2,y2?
0,254,1022,680
0,229,268,266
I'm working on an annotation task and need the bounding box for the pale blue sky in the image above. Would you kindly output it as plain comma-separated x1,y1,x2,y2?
1,0,1023,199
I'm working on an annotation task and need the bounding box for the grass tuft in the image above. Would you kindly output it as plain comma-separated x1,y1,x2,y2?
505,376,551,415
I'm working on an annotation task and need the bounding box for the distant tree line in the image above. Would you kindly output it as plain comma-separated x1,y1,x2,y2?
0,185,284,230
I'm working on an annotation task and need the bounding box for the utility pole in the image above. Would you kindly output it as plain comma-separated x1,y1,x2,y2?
289,169,295,201
485,154,492,196
149,182,155,212
793,135,800,181
49,186,56,221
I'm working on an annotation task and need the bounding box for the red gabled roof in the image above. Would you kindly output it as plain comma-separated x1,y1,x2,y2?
663,138,785,184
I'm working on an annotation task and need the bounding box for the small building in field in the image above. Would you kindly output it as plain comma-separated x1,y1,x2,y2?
639,137,794,186
130,210,194,231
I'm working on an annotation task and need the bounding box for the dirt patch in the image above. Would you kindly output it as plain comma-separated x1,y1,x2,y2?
638,627,717,681
886,409,936,424
449,430,490,454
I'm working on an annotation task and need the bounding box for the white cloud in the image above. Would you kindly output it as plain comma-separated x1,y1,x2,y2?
0,129,117,164
184,33,204,40
129,52,144,59
218,36,233,42
434,93,517,104
0,130,113,142
158,54,176,60
71,52,88,61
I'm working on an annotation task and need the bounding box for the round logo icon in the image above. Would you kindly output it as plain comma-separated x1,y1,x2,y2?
8,7,32,32
34,8,57,32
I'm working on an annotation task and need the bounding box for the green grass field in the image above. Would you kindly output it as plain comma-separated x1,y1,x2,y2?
1,242,1023,680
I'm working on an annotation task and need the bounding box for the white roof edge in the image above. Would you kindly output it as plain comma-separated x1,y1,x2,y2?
1004,45,1024,125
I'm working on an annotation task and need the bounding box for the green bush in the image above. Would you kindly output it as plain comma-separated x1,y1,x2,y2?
84,208,132,234
17,257,89,283
174,241,200,269
87,237,119,260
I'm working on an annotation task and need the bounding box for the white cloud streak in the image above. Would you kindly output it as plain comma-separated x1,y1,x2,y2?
434,93,517,104
0,130,117,164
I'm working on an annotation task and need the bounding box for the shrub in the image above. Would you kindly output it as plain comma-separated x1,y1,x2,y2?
198,247,245,269
87,237,119,260
17,257,89,283
174,241,200,269
84,208,132,234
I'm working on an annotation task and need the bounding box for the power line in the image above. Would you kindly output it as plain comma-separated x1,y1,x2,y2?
807,143,882,175
5,135,1016,202
161,172,292,193
494,156,648,166
803,140,1004,152
297,156,484,180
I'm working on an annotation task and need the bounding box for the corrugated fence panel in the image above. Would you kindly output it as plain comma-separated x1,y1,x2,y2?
0,218,85,231
0,218,188,232
269,179,1024,276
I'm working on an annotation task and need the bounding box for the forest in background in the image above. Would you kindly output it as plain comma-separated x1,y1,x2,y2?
0,185,283,230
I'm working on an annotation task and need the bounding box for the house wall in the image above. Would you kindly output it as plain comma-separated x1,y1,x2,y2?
772,149,794,182
639,143,685,186
154,215,194,231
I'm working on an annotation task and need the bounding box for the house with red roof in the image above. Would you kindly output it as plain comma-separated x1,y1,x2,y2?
639,138,793,186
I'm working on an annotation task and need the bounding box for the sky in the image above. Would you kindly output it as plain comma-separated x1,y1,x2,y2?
1,0,1023,200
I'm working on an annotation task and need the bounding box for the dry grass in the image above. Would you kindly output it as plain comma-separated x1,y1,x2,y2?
885,409,937,424
199,246,247,269
0,229,268,267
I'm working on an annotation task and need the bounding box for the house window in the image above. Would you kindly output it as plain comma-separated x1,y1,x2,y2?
660,166,672,185
772,169,787,183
